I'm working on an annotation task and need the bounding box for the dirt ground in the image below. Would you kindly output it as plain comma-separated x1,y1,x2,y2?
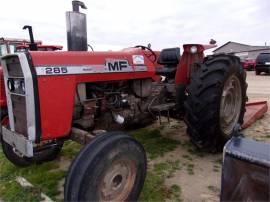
0,72,269,202
155,71,270,202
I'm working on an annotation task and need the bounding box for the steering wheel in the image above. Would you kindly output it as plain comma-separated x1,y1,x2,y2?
134,45,157,63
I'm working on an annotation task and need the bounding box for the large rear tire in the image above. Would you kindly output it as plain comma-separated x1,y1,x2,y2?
184,54,247,152
64,132,147,201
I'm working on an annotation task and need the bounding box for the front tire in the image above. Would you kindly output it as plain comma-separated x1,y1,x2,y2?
1,138,33,167
1,137,63,167
64,132,147,201
1,115,63,167
184,54,247,152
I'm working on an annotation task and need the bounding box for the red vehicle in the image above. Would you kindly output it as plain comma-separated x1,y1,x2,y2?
0,1,247,201
0,38,41,109
0,32,62,117
242,58,256,71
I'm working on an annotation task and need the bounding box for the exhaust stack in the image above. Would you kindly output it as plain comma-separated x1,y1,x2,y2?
22,25,38,51
66,1,88,51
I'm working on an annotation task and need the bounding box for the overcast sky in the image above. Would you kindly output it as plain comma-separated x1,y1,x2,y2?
0,0,269,52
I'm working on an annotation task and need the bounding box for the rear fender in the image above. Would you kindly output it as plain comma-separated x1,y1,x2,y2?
175,44,217,85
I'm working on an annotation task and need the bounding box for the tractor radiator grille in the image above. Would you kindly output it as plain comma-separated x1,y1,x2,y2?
11,94,27,135
5,56,27,137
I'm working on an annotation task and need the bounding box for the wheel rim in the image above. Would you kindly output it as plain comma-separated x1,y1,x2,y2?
220,75,242,136
99,159,137,201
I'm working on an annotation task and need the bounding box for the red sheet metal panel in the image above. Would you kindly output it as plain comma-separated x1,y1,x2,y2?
242,101,268,129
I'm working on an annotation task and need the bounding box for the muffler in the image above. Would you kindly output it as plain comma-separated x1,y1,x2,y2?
66,1,88,51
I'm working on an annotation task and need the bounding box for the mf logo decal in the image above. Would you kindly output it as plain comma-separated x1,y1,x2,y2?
106,60,132,72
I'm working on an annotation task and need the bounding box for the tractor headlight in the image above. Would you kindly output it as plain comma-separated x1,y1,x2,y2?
7,79,15,91
190,46,198,54
7,79,25,94
20,80,25,93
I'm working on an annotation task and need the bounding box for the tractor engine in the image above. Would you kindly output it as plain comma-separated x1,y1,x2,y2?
72,79,165,130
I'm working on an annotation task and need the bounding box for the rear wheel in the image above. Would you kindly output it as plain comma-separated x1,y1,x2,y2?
255,70,260,75
184,54,247,152
64,132,146,201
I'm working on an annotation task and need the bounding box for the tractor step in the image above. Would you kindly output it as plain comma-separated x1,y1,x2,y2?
150,103,176,111
150,103,176,124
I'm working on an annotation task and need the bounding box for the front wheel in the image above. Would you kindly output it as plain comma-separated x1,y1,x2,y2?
1,116,63,167
1,137,63,167
184,54,247,152
64,132,147,201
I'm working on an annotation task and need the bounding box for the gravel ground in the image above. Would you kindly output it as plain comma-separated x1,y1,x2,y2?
243,71,270,142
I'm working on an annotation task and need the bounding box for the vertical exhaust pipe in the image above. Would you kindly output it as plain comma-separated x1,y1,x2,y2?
66,1,88,51
22,25,38,51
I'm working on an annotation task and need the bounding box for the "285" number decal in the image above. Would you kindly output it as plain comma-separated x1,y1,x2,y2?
45,67,68,74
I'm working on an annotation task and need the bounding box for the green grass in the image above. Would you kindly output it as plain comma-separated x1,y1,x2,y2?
132,128,183,201
140,161,182,201
153,160,181,178
182,154,193,161
132,128,181,159
0,128,182,202
186,163,195,175
0,144,70,201
61,140,82,159
181,140,206,157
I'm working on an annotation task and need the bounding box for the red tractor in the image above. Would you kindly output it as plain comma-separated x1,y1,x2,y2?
0,37,42,115
0,27,62,116
0,1,247,201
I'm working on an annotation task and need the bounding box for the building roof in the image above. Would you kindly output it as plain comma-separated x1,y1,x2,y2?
213,41,270,53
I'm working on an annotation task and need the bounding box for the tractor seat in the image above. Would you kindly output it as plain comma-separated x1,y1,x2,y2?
156,47,180,78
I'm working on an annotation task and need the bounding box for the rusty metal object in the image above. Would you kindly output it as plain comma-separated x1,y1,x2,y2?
99,159,137,201
73,100,96,129
70,127,95,145
242,101,268,129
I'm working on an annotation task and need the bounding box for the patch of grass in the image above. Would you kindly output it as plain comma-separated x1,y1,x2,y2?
132,128,180,159
0,128,181,202
0,182,43,202
0,148,66,201
181,141,206,157
186,163,194,175
170,184,183,202
61,140,82,159
140,170,169,201
140,161,183,201
153,160,181,178
182,154,193,161
135,129,182,201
